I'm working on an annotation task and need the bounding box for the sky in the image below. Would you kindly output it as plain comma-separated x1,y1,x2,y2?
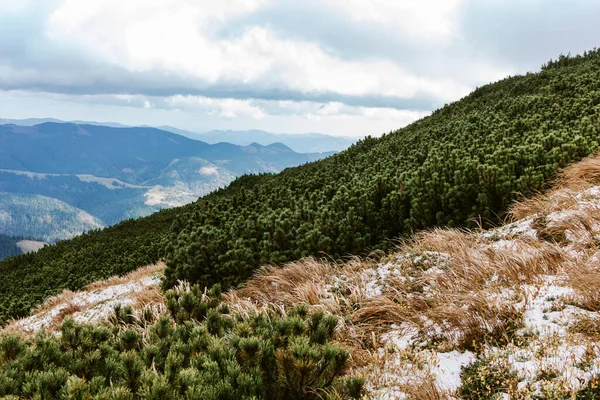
1,0,599,137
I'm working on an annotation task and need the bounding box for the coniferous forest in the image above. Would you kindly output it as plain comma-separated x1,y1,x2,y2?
1,50,600,326
0,234,22,261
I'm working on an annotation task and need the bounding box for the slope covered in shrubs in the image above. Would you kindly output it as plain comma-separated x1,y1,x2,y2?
2,50,600,325
162,50,600,289
8,154,600,398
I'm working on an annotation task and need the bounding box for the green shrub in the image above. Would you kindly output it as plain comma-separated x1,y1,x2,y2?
459,359,519,400
0,286,363,399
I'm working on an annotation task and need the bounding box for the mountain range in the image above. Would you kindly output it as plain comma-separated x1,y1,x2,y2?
0,118,356,153
177,129,356,153
0,122,333,243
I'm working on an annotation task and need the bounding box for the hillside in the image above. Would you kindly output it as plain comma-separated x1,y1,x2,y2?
0,193,104,241
6,154,600,398
1,50,600,325
0,123,331,240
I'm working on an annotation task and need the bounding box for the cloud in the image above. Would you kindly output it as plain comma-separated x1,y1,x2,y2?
0,0,476,111
1,0,599,136
198,166,218,176
458,0,600,71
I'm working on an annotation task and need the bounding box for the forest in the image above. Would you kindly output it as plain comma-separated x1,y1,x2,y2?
0,50,600,325
0,234,22,261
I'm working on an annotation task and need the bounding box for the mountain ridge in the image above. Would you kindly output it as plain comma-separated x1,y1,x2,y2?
0,118,353,153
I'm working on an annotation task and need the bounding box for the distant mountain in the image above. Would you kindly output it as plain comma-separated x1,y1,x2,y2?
194,130,357,153
0,117,64,126
0,122,333,241
1,119,355,153
0,193,104,241
0,118,129,128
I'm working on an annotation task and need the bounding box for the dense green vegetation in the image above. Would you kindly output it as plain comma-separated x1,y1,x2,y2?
0,284,362,399
2,50,600,324
162,50,600,289
0,234,22,261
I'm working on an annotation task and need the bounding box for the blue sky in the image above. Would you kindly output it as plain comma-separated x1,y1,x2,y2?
1,0,599,136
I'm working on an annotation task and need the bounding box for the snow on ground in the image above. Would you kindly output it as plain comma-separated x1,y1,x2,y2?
5,267,162,335
349,181,600,398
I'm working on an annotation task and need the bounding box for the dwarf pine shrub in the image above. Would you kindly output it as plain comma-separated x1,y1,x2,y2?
0,284,363,399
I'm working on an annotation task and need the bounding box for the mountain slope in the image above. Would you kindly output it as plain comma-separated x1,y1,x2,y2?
7,154,600,398
1,49,600,324
0,193,104,241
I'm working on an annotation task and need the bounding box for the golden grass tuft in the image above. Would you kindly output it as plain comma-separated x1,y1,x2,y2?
559,153,600,187
50,302,84,330
399,378,446,400
510,153,600,222
32,290,76,315
570,315,600,339
566,262,600,311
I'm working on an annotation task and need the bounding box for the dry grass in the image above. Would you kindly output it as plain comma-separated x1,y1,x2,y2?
559,153,600,187
566,261,600,311
570,315,600,339
400,378,446,400
133,285,166,309
32,290,76,315
51,302,83,330
85,262,165,291
510,153,600,222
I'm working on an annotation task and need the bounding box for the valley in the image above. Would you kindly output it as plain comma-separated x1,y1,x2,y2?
0,123,334,242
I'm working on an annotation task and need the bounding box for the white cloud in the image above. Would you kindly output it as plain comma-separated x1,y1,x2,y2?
2,0,595,137
39,0,472,103
329,0,465,39
166,95,266,120
198,166,218,175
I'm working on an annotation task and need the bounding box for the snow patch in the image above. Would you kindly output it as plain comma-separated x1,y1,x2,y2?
9,274,161,334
